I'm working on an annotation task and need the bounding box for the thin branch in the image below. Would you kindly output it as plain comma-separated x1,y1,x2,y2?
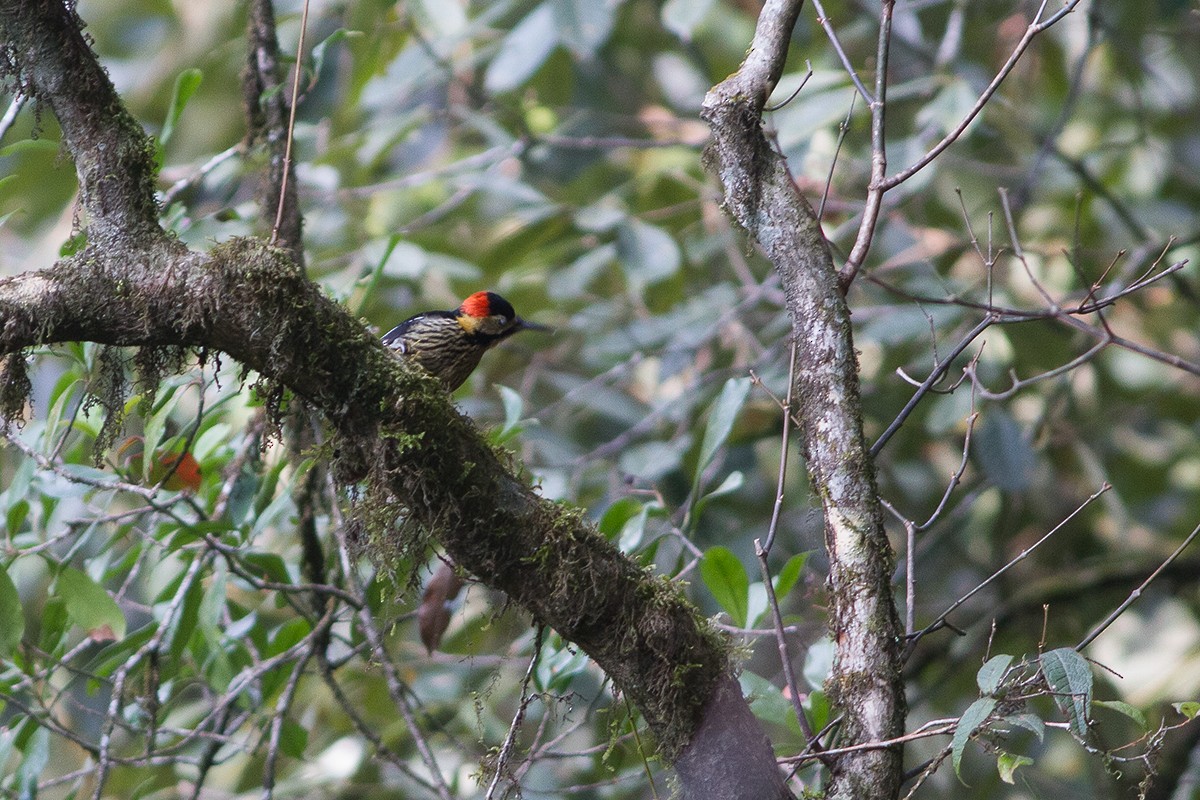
765,62,814,112
818,91,857,221
882,0,1084,190
763,339,799,554
808,0,873,105
965,338,1108,401
840,0,894,286
781,718,957,763
870,314,995,457
485,627,545,799
262,639,320,800
756,538,826,758
271,0,310,248
245,0,304,265
905,483,1110,658
160,145,242,207
1076,517,1200,651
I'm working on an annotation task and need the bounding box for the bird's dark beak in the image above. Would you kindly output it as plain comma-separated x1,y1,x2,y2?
516,318,553,334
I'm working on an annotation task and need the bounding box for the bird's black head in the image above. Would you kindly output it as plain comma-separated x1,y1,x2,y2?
457,291,548,338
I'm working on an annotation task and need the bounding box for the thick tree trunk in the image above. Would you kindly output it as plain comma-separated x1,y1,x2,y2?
701,1,908,798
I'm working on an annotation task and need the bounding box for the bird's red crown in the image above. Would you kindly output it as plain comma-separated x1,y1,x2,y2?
459,291,495,319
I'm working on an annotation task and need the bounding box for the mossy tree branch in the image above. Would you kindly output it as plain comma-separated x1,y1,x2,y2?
0,2,792,796
701,1,907,799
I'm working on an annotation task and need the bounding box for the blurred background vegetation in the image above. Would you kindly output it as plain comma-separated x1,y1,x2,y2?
1,0,1199,797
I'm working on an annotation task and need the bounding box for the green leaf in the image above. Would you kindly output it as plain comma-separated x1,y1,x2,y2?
0,138,59,158
484,4,558,94
160,68,203,147
2,452,34,511
38,597,69,653
41,376,82,448
309,29,359,83
739,670,801,735
15,725,49,800
548,242,617,298
268,618,312,657
87,623,157,680
598,498,642,540
162,574,204,664
700,546,749,627
240,552,292,585
1004,713,1045,742
694,377,752,495
773,552,810,599
550,0,615,58
975,410,1037,492
251,482,298,538
1094,699,1147,730
616,219,682,289
59,229,88,258
57,567,126,641
618,503,655,553
916,76,981,140
691,469,744,521
6,500,28,538
618,439,687,481
802,637,835,690
662,0,715,40
536,639,590,692
976,654,1013,696
1174,701,1200,720
142,383,181,482
1040,647,1092,737
0,564,25,658
997,750,1034,784
280,719,308,759
952,697,997,780
494,384,526,442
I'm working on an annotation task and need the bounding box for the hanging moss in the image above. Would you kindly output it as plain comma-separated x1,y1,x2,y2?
85,345,129,465
0,352,32,429
133,345,188,413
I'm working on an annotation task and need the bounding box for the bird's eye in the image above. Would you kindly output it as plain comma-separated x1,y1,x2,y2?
496,316,508,325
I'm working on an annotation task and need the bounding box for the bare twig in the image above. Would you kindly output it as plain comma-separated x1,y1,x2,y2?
882,0,1084,190
486,627,546,799
765,62,814,112
763,339,799,554
807,0,873,104
840,0,894,286
818,91,857,220
270,0,310,248
905,483,1110,658
1077,517,1200,651
781,717,957,763
870,315,995,457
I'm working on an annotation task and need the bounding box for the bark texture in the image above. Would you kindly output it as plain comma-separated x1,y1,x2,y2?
701,1,907,798
0,2,793,796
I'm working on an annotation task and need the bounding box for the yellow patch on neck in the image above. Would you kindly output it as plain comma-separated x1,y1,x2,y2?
457,314,481,334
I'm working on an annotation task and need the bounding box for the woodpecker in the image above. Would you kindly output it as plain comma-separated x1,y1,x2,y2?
382,291,547,390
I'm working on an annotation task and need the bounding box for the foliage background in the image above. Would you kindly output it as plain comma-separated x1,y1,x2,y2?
1,0,1199,797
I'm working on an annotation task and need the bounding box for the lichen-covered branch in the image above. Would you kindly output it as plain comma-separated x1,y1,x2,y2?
701,1,907,798
0,2,790,796
0,0,161,244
